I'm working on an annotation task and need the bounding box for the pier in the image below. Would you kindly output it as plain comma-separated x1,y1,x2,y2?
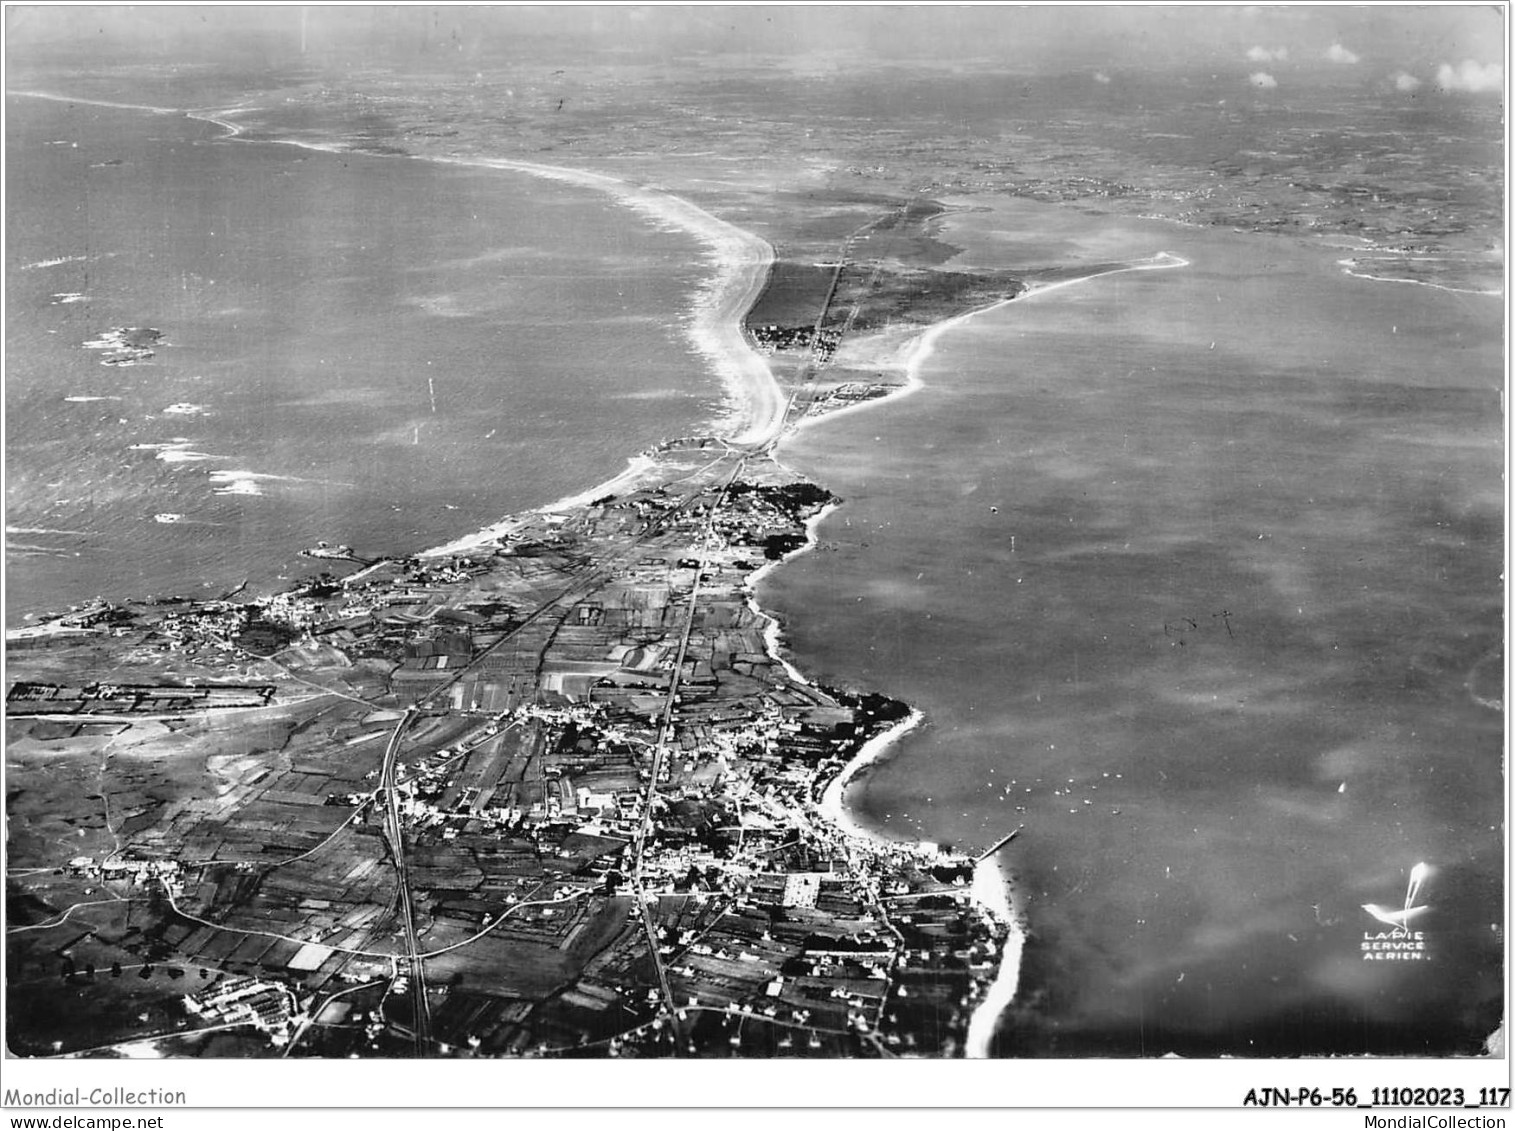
976,825,1023,863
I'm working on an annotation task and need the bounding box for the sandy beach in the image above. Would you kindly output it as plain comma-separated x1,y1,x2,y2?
965,856,1025,1058
456,157,788,449
418,453,663,560
409,158,784,559
437,165,1152,1047
817,708,925,843
742,500,840,687
9,0,1503,1065
1335,256,1504,296
18,91,1033,1050
777,246,1196,1053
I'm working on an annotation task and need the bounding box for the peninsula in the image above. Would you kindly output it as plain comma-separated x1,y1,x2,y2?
3,127,1181,1056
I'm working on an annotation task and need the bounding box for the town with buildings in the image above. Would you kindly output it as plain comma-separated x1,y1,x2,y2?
6,436,1012,1057
6,203,1029,1056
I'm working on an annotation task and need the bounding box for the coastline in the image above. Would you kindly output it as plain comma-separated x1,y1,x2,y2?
406,147,1034,1051
817,708,925,844
965,855,1025,1058
418,453,663,560
768,249,1193,1051
1335,256,1503,297
4,43,1501,1061
6,88,178,115
11,87,1031,1054
8,91,785,503
1018,251,1190,301
742,500,839,688
191,118,791,453
394,158,781,557
348,141,1155,1049
440,155,788,449
796,251,1191,437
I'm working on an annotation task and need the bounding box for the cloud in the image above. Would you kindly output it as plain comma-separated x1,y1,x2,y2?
1325,42,1361,64
1249,71,1278,89
1246,45,1287,62
1435,59,1503,93
1394,71,1422,92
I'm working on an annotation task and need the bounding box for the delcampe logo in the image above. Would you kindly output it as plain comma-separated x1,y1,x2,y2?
1360,861,1431,962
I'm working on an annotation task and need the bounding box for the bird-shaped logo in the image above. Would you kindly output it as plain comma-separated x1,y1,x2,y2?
1362,862,1431,932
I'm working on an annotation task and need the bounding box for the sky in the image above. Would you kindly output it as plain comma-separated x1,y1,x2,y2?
3,4,1506,82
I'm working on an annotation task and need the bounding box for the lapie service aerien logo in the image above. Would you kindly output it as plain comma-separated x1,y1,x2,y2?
1360,861,1431,962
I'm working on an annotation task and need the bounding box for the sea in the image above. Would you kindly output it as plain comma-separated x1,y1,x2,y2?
5,94,722,622
5,92,1504,1058
763,198,1504,1055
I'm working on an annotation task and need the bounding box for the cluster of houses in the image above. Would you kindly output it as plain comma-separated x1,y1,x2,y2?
151,601,253,654
183,976,295,1040
749,323,843,361
68,854,183,895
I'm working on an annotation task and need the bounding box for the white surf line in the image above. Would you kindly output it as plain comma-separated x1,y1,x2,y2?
181,113,787,452
418,453,662,559
817,709,925,844
15,88,785,451
6,89,179,115
12,89,250,145
965,854,1025,1058
779,246,1190,1057
792,253,1189,437
397,152,1020,1046
9,88,249,139
804,677,1022,1060
741,501,841,687
186,108,248,138
136,109,781,557
790,323,940,435
168,116,782,557
438,155,785,448
15,88,1119,1056
406,172,778,558
1336,258,1502,297
1017,251,1190,303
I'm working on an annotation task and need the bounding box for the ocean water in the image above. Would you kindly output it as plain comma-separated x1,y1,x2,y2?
5,93,1502,1060
5,95,721,622
765,198,1503,1054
